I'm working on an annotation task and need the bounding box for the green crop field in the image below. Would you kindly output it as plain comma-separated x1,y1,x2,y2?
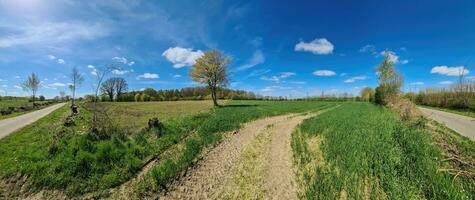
292,102,475,199
0,100,337,197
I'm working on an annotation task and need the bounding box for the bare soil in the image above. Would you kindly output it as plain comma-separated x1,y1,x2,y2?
159,113,316,200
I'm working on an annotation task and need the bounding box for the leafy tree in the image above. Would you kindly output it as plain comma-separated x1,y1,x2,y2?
189,50,230,106
22,73,41,106
39,95,46,101
360,87,375,102
70,66,85,106
375,51,403,105
113,77,128,99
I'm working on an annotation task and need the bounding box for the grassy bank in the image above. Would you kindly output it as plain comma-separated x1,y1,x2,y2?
0,100,336,197
292,102,475,199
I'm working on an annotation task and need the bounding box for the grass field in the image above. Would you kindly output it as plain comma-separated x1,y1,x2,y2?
292,102,475,199
0,99,52,120
0,100,337,197
99,101,218,130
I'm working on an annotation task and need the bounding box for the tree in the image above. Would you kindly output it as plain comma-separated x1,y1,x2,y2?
22,73,41,106
360,87,375,102
375,51,403,105
189,50,230,106
70,66,84,106
39,95,46,101
100,78,115,101
59,91,66,101
112,77,128,100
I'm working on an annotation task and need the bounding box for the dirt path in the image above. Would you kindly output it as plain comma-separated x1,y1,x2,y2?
419,107,475,140
160,113,316,200
0,103,66,140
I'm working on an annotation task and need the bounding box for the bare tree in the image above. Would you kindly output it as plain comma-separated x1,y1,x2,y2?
113,78,128,100
22,73,41,106
100,78,115,101
59,91,66,101
70,66,84,106
189,50,230,106
90,65,117,131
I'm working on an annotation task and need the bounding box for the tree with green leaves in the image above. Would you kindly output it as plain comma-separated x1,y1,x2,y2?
375,51,403,105
22,73,41,106
189,50,230,106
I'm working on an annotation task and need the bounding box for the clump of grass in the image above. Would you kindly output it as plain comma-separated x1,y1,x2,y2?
292,102,474,199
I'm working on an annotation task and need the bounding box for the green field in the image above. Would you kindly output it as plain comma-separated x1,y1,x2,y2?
292,102,475,199
0,100,337,197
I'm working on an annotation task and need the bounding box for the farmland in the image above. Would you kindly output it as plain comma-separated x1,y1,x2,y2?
0,100,337,198
292,103,475,199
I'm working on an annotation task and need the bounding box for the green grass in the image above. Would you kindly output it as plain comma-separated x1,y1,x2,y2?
99,101,217,130
0,100,337,197
292,102,474,199
421,105,475,118
0,100,52,120
136,100,337,196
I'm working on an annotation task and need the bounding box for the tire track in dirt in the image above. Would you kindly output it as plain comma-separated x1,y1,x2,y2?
160,112,318,200
159,114,297,200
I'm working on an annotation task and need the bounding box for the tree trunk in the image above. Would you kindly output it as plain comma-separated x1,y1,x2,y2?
211,88,219,106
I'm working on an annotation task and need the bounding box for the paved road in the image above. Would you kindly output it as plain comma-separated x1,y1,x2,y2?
0,103,66,140
419,107,475,140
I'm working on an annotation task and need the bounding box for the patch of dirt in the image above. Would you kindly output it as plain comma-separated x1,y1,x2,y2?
157,112,320,200
158,114,300,199
0,175,67,200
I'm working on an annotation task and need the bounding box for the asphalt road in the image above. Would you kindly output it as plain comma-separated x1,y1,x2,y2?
0,103,66,140
419,107,475,140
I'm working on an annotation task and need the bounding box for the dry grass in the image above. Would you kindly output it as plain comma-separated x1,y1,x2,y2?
99,101,217,130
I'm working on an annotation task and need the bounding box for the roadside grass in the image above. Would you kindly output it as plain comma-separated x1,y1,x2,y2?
0,100,53,120
292,102,474,199
420,105,475,119
0,100,336,198
134,100,337,198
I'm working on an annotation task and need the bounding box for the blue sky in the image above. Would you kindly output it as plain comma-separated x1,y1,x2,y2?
0,0,474,98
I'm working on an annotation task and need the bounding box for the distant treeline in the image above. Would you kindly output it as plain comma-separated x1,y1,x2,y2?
405,81,475,111
86,86,264,102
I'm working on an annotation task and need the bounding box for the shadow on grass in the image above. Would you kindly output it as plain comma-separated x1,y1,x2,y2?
218,104,258,108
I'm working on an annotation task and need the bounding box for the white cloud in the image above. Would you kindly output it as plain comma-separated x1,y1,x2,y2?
137,73,159,79
2,84,7,87
112,57,135,66
401,59,409,64
15,76,20,79
48,55,56,60
295,38,334,55
380,50,399,64
238,50,265,71
48,82,66,87
260,72,296,83
344,76,368,83
313,70,336,76
0,21,107,48
112,69,130,75
173,74,182,78
431,65,469,76
57,59,65,64
88,65,98,76
409,82,424,85
162,47,203,68
260,85,292,92
439,81,453,85
359,45,375,53
246,69,271,78
289,81,306,84
14,85,22,89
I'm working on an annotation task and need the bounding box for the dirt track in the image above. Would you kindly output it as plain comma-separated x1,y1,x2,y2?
160,113,316,200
